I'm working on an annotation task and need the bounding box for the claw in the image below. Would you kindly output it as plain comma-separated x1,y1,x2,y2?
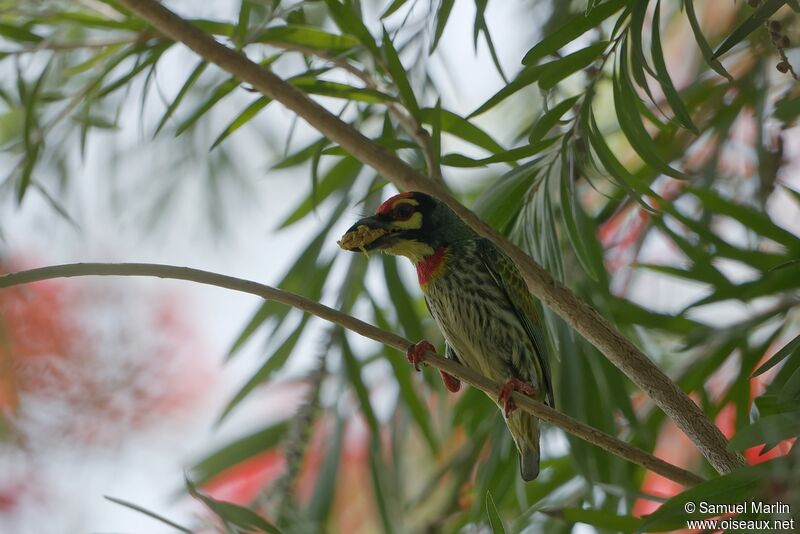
440,370,461,392
498,378,537,417
406,340,435,371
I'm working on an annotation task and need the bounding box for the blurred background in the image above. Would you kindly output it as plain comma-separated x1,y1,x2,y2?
1,0,799,532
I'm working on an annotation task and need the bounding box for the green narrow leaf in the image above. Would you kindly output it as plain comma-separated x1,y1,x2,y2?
522,0,625,64
774,94,800,122
228,201,348,359
542,508,643,531
273,138,330,169
469,63,546,117
381,0,408,18
650,1,699,133
777,365,800,402
175,56,276,136
279,157,362,228
382,27,421,117
291,78,394,103
714,0,788,58
629,0,660,107
17,62,50,202
340,335,381,436
685,268,800,308
323,0,381,57
529,95,580,143
608,298,703,333
0,23,43,42
768,340,800,397
155,60,207,135
682,0,733,80
368,297,439,455
63,42,126,77
431,99,442,173
29,183,80,231
322,137,418,156
730,413,800,451
430,0,456,53
186,479,282,533
657,203,788,272
175,78,240,136
614,37,687,180
367,448,396,534
188,19,237,36
420,107,504,153
486,491,506,534
254,25,359,53
219,316,312,421
753,333,800,377
586,112,657,202
689,187,800,253
95,43,171,98
49,12,145,31
210,96,271,150
192,422,289,484
473,159,541,231
307,411,344,523
538,42,608,90
382,256,424,342
639,465,766,529
442,138,556,168
560,144,601,281
234,0,251,48
473,0,507,82
104,496,192,533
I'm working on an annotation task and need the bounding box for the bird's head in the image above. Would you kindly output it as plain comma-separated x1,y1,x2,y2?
338,191,473,263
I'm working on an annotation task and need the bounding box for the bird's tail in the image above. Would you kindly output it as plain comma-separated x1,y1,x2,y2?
506,411,541,481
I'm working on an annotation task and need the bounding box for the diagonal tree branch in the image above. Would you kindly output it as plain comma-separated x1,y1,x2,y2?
274,41,442,183
113,0,744,475
0,262,704,487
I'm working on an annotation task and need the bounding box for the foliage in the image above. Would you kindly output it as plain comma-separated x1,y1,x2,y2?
1,0,800,532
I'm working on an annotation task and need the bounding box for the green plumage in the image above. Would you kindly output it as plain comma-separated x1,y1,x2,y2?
422,237,554,480
339,191,555,481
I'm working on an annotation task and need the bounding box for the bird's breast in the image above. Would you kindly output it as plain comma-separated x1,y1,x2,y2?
416,245,447,287
422,254,531,382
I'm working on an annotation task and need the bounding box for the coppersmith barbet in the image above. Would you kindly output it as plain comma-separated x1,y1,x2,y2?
338,191,554,481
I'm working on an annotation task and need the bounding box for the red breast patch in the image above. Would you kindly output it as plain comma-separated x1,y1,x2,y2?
416,246,447,286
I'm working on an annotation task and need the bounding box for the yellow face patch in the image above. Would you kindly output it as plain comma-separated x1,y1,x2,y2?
392,198,419,207
383,240,434,263
391,211,423,230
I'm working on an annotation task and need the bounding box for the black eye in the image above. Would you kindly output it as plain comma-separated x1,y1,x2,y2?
393,204,415,220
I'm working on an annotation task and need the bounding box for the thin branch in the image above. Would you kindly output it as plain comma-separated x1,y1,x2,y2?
112,0,745,475
0,262,704,487
274,41,442,183
1,34,160,56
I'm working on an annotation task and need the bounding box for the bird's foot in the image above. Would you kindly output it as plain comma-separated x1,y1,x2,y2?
406,341,461,392
498,379,537,417
406,340,435,371
439,370,461,393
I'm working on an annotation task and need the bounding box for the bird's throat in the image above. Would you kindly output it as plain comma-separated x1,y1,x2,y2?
416,246,447,287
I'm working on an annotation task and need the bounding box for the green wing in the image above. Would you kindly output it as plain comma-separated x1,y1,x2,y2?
476,238,555,407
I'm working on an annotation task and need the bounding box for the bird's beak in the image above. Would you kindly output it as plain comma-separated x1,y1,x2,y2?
337,216,400,253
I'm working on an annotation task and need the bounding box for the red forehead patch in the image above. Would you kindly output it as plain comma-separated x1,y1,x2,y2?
376,192,413,215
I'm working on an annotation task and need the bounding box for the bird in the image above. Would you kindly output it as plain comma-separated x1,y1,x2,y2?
338,191,554,481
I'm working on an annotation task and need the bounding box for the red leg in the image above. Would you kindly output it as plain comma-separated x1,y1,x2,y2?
498,378,537,417
406,340,435,371
439,370,461,392
407,341,462,392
